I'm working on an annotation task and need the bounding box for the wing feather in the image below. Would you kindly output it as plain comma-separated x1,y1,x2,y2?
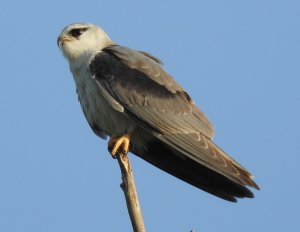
89,45,258,190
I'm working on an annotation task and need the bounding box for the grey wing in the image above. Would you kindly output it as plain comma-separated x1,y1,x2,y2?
89,45,258,189
101,45,215,139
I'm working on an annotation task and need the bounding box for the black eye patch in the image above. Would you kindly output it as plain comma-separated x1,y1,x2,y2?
69,27,88,38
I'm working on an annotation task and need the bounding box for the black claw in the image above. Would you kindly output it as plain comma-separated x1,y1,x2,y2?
107,146,117,159
112,153,117,159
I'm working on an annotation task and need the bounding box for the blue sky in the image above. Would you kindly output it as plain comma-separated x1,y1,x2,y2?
0,0,299,231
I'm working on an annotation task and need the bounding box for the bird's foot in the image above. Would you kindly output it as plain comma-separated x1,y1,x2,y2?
108,134,130,158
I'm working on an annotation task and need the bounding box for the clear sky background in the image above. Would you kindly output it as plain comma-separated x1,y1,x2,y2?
0,1,299,231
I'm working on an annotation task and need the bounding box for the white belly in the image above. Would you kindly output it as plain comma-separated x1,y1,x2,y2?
72,65,136,138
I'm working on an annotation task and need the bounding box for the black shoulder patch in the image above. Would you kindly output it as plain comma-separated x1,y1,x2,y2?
89,49,175,99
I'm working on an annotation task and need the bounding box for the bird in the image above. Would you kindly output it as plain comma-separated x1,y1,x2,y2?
57,23,259,202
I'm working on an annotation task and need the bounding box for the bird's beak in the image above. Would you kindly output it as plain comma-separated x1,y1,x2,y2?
57,36,70,48
57,36,61,48
56,36,60,48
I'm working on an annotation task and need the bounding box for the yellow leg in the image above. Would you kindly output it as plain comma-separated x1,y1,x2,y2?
108,134,131,158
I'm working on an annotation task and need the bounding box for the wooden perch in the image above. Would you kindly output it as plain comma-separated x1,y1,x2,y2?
116,152,146,232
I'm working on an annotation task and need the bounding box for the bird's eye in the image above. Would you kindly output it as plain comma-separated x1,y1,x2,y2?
69,28,88,38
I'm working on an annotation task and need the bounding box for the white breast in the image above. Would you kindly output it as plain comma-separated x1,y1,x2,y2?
70,61,137,138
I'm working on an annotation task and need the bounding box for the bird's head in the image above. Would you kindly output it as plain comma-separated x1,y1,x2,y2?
57,23,113,62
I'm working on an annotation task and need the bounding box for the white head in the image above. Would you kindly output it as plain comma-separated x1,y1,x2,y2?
57,23,113,62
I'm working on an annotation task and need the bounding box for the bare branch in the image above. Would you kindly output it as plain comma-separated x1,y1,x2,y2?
116,152,146,232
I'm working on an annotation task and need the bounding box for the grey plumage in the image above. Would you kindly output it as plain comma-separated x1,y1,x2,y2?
89,45,259,201
58,23,259,202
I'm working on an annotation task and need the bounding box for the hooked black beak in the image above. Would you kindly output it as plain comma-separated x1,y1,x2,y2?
57,36,61,48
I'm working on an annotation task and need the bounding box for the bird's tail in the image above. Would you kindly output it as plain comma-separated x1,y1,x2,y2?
132,137,258,202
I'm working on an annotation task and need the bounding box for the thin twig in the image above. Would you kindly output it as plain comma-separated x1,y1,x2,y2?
116,152,146,232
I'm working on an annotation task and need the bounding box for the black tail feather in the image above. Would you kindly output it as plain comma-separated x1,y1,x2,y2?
132,139,255,202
